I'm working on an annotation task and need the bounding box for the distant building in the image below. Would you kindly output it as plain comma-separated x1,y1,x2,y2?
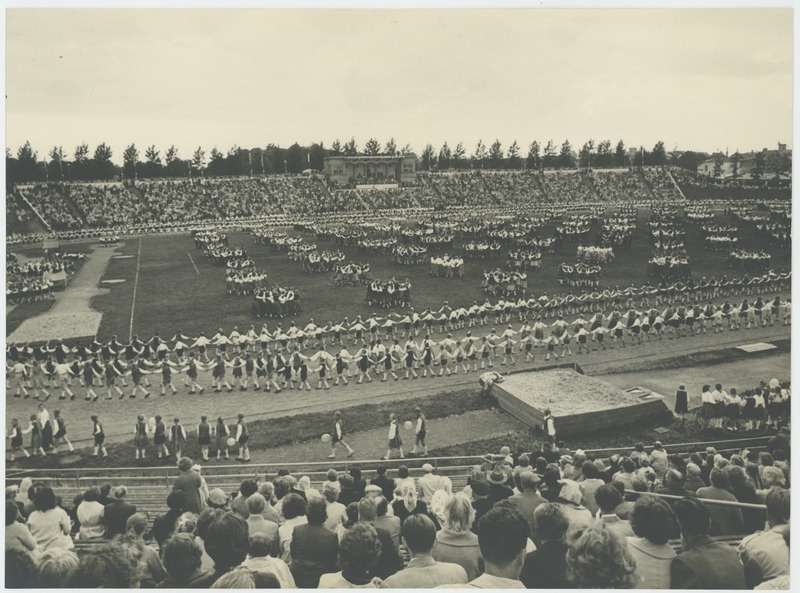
323,154,417,187
697,145,792,179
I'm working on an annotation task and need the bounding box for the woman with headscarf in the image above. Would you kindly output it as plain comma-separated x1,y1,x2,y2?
391,482,427,525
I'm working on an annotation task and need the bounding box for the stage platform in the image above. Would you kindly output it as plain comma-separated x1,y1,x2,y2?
490,365,671,437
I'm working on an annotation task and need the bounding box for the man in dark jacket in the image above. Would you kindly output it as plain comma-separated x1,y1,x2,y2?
370,465,395,501
349,468,367,498
104,485,137,538
470,480,494,532
357,497,403,579
152,491,187,549
290,498,338,588
520,503,571,588
671,497,747,589
486,468,514,504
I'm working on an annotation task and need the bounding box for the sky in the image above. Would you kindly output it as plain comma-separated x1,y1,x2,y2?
5,7,794,164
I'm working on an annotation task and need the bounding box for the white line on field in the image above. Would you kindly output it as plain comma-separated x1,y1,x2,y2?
188,253,200,275
129,237,142,342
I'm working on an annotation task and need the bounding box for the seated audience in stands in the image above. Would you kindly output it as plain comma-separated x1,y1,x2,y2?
37,549,79,588
507,471,545,540
382,513,468,588
519,502,571,589
374,496,401,553
727,465,766,535
683,463,706,493
371,466,395,501
357,497,402,579
158,533,212,588
232,479,259,519
103,486,136,538
76,486,105,540
464,504,528,588
289,498,338,588
152,490,187,549
739,487,790,588
626,495,678,589
26,486,72,553
125,512,167,584
210,565,281,589
432,492,483,581
245,493,278,554
595,483,635,539
70,544,141,588
318,523,384,588
670,497,747,589
566,522,638,588
203,511,250,585
6,500,39,560
392,482,428,525
240,532,296,588
697,468,745,536
554,480,593,528
6,549,37,588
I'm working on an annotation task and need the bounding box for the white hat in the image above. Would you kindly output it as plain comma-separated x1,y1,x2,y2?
422,463,434,473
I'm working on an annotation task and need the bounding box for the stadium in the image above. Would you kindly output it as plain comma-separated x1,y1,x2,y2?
4,7,793,591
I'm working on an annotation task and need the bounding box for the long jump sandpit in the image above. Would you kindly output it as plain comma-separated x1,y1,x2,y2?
490,365,671,437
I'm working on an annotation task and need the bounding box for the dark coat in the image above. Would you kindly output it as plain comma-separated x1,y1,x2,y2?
670,535,747,589
371,475,395,501
369,524,404,580
289,523,339,588
520,541,571,589
103,500,137,538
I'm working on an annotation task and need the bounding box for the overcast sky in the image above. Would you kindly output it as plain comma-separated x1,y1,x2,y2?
6,8,793,163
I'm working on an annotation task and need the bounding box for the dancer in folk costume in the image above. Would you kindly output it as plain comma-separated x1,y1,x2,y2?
153,414,170,459
82,358,101,401
184,352,204,394
129,357,152,398
243,352,259,391
412,407,428,457
158,359,179,396
210,354,233,393
197,415,212,462
235,413,251,462
22,414,46,457
52,409,74,452
133,415,149,460
8,418,29,461
214,416,231,460
383,413,404,460
328,411,355,459
91,414,108,457
171,417,187,461
103,359,125,400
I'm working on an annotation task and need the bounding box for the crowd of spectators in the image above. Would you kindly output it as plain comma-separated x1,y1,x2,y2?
18,184,83,230
539,171,599,204
5,432,790,589
644,167,685,202
592,170,651,202
479,170,548,205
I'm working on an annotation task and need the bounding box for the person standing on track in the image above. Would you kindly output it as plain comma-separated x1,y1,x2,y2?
133,414,149,461
383,412,404,460
197,415,211,462
235,413,251,462
91,414,108,458
153,415,170,459
214,416,231,461
8,418,29,461
51,409,74,453
328,411,355,459
171,417,187,461
412,407,427,457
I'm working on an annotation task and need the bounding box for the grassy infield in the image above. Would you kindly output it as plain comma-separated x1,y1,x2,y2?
7,208,790,468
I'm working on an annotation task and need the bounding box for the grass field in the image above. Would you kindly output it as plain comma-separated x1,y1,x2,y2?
7,208,791,342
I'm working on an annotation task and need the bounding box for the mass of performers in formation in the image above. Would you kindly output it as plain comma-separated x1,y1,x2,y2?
7,268,790,405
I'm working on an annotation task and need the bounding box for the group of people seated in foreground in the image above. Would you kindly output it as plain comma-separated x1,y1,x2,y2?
6,428,790,588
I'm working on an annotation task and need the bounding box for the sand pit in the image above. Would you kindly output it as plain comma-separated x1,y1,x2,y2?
491,367,671,436
501,368,643,416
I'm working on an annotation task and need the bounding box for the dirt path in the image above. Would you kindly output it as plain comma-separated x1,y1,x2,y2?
8,244,121,343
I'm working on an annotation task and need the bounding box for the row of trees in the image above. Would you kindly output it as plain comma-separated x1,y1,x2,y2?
5,137,785,184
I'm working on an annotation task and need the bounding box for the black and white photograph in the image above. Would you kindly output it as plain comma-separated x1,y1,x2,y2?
3,3,793,589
